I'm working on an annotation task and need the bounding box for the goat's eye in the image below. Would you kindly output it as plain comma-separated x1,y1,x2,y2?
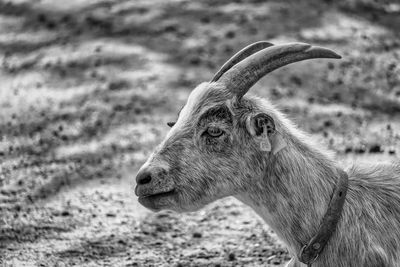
167,122,175,128
206,126,223,137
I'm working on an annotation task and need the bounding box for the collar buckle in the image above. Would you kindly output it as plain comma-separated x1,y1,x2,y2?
299,243,320,266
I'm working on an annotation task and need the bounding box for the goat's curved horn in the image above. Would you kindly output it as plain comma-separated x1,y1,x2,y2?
218,42,341,99
211,41,274,82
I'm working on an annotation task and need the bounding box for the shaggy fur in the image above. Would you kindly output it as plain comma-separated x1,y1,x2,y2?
135,82,400,267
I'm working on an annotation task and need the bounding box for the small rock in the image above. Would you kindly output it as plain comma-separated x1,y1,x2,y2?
94,59,102,67
354,146,366,154
332,92,341,101
163,23,178,32
61,210,70,216
290,75,302,86
192,232,202,238
200,16,210,24
46,21,56,29
189,57,201,65
323,120,333,127
228,252,236,261
225,30,235,39
61,15,71,23
369,144,383,153
108,80,129,91
271,87,283,98
37,14,47,23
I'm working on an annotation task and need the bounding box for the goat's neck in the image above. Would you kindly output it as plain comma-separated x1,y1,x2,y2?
237,137,339,254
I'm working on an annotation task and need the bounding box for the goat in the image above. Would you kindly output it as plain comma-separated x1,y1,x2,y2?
135,41,400,267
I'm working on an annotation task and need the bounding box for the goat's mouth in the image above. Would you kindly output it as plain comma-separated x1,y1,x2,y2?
137,189,177,210
138,189,176,199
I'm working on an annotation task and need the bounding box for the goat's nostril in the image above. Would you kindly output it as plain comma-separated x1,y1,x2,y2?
136,171,152,185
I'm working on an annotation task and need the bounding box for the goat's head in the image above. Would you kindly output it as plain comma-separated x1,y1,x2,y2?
135,42,340,212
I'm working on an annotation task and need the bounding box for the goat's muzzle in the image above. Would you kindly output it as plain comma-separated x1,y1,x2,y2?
135,165,176,210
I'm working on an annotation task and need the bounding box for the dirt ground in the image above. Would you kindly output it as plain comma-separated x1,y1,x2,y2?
0,0,399,266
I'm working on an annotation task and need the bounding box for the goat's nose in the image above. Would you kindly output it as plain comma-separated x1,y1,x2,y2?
136,169,152,185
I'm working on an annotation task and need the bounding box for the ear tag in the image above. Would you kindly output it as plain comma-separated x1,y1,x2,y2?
260,139,272,152
259,125,272,152
271,132,287,155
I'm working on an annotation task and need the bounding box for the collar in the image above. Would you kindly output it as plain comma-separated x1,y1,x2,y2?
298,168,349,266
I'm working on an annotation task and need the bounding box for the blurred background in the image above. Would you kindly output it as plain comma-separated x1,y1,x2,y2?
0,0,399,266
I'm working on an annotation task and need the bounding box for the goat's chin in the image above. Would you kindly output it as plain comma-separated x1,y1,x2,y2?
139,196,207,213
138,192,177,212
138,188,214,213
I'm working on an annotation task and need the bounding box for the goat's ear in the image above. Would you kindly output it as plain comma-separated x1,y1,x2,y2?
246,113,286,154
